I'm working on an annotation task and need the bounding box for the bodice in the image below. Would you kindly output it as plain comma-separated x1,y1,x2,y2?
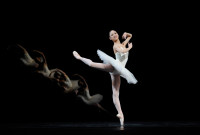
115,52,129,67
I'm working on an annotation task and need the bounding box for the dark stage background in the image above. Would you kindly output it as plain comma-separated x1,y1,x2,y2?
0,2,199,125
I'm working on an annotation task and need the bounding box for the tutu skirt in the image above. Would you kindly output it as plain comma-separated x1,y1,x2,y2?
97,50,138,84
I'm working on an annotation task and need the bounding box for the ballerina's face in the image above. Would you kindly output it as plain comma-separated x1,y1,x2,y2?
109,30,119,42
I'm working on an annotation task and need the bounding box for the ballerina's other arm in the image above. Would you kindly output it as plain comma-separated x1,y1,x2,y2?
122,32,132,47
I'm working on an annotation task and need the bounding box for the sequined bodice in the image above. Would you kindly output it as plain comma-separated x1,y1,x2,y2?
115,52,129,67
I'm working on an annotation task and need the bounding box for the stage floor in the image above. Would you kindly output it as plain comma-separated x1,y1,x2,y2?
1,121,200,135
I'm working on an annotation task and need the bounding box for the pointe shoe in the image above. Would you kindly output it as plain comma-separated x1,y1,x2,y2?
73,51,81,60
116,114,124,126
120,117,124,126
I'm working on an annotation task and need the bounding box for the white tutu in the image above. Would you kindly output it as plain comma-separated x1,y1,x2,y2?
97,49,138,84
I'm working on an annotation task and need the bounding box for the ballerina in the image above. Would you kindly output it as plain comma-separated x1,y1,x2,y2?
73,30,137,126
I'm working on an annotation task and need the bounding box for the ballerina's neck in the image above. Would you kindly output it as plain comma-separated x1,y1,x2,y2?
114,39,121,44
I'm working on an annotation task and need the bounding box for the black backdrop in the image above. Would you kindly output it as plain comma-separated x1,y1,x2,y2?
0,2,199,124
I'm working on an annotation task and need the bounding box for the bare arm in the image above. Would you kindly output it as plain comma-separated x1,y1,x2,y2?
122,32,132,47
114,43,132,53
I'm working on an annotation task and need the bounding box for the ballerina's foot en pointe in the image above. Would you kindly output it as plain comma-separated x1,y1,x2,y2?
117,114,124,126
73,51,81,60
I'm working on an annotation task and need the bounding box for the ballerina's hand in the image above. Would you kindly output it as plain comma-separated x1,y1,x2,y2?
128,42,133,49
122,32,127,39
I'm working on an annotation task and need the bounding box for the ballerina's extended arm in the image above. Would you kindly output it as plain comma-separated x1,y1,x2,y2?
122,32,132,47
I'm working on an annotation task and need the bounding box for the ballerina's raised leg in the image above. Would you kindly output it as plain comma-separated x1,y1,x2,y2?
73,51,114,72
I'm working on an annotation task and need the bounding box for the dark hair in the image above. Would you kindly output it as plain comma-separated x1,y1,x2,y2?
109,30,115,37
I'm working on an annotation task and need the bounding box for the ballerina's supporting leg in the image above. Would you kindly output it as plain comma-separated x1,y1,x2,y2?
110,74,124,126
73,51,114,72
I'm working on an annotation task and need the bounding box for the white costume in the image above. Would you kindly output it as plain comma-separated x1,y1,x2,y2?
97,49,138,84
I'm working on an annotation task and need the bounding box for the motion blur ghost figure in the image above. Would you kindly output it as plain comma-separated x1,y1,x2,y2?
15,44,104,106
